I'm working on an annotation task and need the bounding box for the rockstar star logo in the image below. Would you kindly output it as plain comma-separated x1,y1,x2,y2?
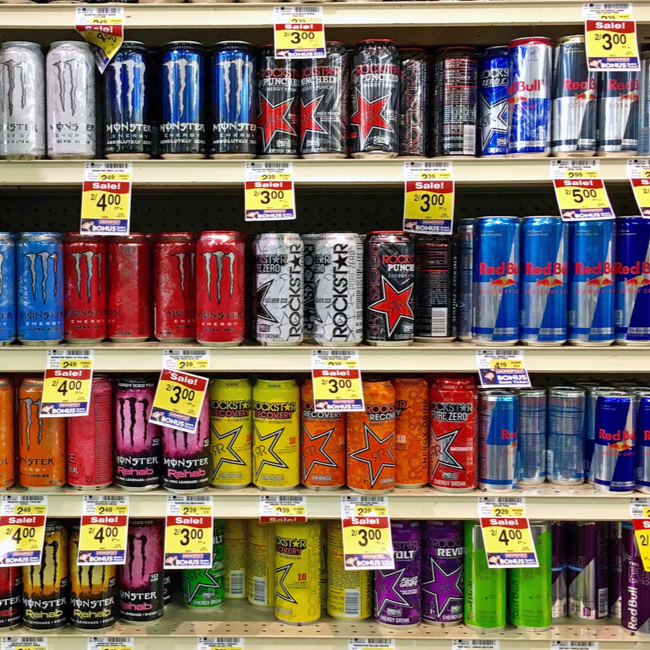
300,94,327,148
478,93,508,152
211,423,246,480
430,427,464,478
349,422,395,487
276,563,297,603
350,90,393,149
184,569,223,604
368,276,414,337
301,424,338,480
422,556,463,618
256,280,278,324
254,425,289,482
258,93,297,149
375,566,410,615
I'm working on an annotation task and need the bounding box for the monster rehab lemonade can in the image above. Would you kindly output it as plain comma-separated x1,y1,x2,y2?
393,377,428,488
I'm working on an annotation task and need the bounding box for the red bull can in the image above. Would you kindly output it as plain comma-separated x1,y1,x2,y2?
597,70,639,157
635,390,650,493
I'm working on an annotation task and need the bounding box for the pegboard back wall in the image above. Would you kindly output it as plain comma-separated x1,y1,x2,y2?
0,188,639,235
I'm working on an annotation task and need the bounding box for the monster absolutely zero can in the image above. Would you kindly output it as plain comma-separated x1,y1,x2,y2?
393,377,428,488
67,375,113,490
458,218,474,342
597,70,639,157
64,233,107,344
154,232,197,343
429,376,479,492
0,567,22,629
478,46,509,157
398,48,427,157
0,234,15,345
350,40,400,158
347,377,396,494
622,522,650,634
0,377,14,491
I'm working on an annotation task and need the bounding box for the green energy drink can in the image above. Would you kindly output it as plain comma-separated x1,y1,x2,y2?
210,378,253,489
224,519,246,599
247,521,275,607
320,521,327,610
508,521,552,631
464,521,506,631
182,520,226,608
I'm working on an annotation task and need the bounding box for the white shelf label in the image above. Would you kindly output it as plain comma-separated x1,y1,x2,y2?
198,639,244,650
551,643,598,650
88,638,134,650
163,349,211,371
260,495,307,523
349,641,395,650
3,640,48,650
452,642,500,650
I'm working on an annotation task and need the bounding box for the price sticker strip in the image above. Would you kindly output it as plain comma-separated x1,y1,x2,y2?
403,161,454,235
75,7,124,73
311,350,364,412
150,369,209,434
551,644,598,650
87,638,134,650
165,496,214,569
0,496,47,567
478,497,538,568
627,159,650,217
348,641,395,650
245,163,295,222
551,160,615,221
2,638,48,650
78,496,129,566
274,6,326,59
260,496,307,523
584,3,639,71
476,350,531,388
41,350,94,418
163,350,211,371
198,639,244,650
81,162,132,235
631,498,650,571
452,643,500,650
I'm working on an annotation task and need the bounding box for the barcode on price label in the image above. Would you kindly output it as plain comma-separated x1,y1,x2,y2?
452,642,500,650
550,643,598,650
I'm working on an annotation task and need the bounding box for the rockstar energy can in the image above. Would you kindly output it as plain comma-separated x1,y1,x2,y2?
300,379,346,490
224,519,247,599
347,377,396,494
209,377,253,489
0,377,14,490
247,521,276,608
253,378,300,490
275,521,321,625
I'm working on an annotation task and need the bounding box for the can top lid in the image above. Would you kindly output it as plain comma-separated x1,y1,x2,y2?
200,230,245,239
549,386,585,395
213,40,254,47
327,41,347,46
482,45,509,54
437,46,476,53
617,215,644,219
356,38,395,45
255,376,297,386
22,377,44,387
509,36,552,47
163,41,205,50
556,34,585,44
481,389,516,396
599,390,634,399
1,41,43,53
107,232,150,242
19,232,63,240
49,40,91,50
367,230,409,235
476,215,520,221
397,47,426,53
156,232,198,241
517,388,546,397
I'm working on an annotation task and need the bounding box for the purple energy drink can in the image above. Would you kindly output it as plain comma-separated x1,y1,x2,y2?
551,522,567,621
375,521,421,628
609,522,623,623
622,521,650,634
422,520,464,626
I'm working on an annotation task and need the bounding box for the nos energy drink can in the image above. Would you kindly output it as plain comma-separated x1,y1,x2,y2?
477,46,509,157
0,234,15,345
597,70,639,157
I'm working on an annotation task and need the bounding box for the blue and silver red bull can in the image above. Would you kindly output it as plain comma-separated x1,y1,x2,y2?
568,219,615,346
0,234,15,346
615,216,650,345
477,46,509,157
515,388,546,485
520,215,568,346
479,389,518,492
635,390,650,493
472,216,520,345
585,386,619,483
507,36,552,157
597,70,639,157
593,391,637,494
638,51,650,155
547,386,585,485
458,218,474,342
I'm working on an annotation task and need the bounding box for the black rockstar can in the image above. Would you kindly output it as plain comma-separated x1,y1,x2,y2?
300,41,349,159
365,231,415,346
398,48,428,157
350,39,400,158
257,45,299,158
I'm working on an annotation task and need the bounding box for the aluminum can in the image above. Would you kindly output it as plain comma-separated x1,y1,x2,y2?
464,521,506,631
253,377,300,490
163,572,173,607
104,42,152,159
0,378,13,492
507,37,552,156
209,377,252,489
615,216,650,344
597,70,639,156
69,526,117,630
18,377,65,491
458,218,474,341
567,521,609,621
0,234,15,345
148,48,162,157
182,521,225,608
547,386,585,485
162,395,210,493
398,48,427,157
430,376,479,492
313,232,364,346
393,377,428,488
365,231,415,346
257,46,299,158
303,233,318,342
639,51,650,155
568,219,615,346
551,35,597,157
414,235,456,342
254,232,304,346
17,232,64,345
300,42,349,158
161,42,206,159
22,521,68,630
115,378,162,491
154,232,196,343
472,216,520,345
637,391,650,493
67,375,113,490
275,521,321,625
622,521,650,633
515,388,546,485
0,567,22,629
552,522,567,620
210,42,256,158
350,39,400,158
107,233,153,342
586,386,619,482
347,377,396,494
520,215,568,345
0,42,46,160
477,46,509,157
300,379,346,490
64,233,107,344
593,391,637,493
46,41,96,159
609,522,623,622
432,47,477,157
319,523,327,612
118,519,164,623
224,519,246,599
247,521,275,608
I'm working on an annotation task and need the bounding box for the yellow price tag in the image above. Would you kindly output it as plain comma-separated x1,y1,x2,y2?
41,368,93,417
354,505,387,517
0,512,47,563
165,517,212,556
585,16,639,68
75,7,124,72
150,369,209,434
245,163,296,221
491,506,525,517
78,514,128,561
274,6,325,57
403,163,455,234
94,504,128,516
176,359,209,370
481,519,535,555
58,359,93,369
245,182,294,211
312,350,364,412
633,520,650,571
490,360,523,370
180,504,212,516
81,178,131,222
342,516,391,556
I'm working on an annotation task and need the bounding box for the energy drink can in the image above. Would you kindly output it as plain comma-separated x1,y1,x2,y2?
224,519,246,599
320,522,327,610
19,377,66,491
586,386,619,483
547,386,585,485
274,521,321,625
119,519,164,623
302,233,318,342
253,377,300,490
300,379,346,490
622,521,650,634
552,522,567,620
163,572,173,607
393,377,428,488
515,388,546,485
640,51,650,155
609,522,623,622
23,521,68,630
458,218,474,342
0,377,14,491
636,390,650,493
477,46,509,157
597,70,639,156
0,567,22,628
247,521,275,607
398,48,427,157
182,521,225,608
0,234,16,345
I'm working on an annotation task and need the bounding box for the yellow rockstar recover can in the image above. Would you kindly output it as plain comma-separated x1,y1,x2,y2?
247,521,276,608
326,520,373,620
224,519,247,599
275,521,321,625
209,378,253,489
253,378,299,490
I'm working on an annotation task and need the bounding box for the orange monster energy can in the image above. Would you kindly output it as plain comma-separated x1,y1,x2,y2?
0,377,14,491
346,377,396,494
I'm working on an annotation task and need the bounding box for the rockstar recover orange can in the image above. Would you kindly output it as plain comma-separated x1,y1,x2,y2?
300,380,346,490
0,377,14,491
393,376,429,488
346,377,396,494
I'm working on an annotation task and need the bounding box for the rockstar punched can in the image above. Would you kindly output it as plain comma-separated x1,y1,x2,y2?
182,521,225,608
247,521,275,608
0,567,22,629
393,377,428,488
398,48,428,157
